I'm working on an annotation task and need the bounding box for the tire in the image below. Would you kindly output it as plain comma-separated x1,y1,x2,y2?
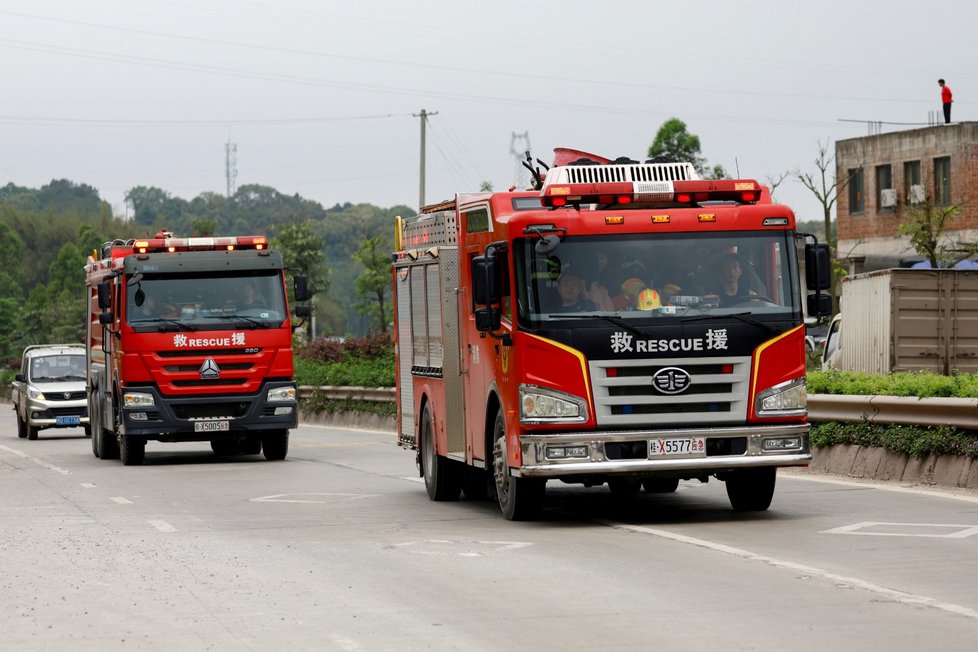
17,415,28,439
607,478,642,495
261,430,289,461
725,467,777,511
83,424,92,438
120,435,146,466
94,400,120,460
491,410,544,521
27,423,39,441
421,403,461,501
643,477,680,493
210,438,238,456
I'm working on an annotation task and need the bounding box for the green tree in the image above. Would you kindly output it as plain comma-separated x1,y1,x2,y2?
272,222,328,339
352,237,391,333
648,118,727,179
898,199,976,268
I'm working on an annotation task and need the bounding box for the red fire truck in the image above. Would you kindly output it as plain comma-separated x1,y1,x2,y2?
85,233,309,465
393,149,831,519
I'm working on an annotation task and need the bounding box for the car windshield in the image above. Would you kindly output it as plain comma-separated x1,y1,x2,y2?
126,271,287,331
30,354,86,382
513,231,801,324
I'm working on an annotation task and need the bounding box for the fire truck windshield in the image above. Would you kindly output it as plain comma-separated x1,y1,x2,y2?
126,271,287,330
514,231,801,323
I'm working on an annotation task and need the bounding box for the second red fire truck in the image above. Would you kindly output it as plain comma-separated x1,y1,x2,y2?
393,149,831,519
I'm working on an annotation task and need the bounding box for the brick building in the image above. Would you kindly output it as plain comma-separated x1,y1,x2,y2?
835,122,978,273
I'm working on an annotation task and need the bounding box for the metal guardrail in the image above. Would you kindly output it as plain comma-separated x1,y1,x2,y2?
297,387,978,430
807,394,978,430
298,386,396,402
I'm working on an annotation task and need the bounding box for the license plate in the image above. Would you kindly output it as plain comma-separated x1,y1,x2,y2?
194,420,230,433
56,416,81,426
650,437,706,456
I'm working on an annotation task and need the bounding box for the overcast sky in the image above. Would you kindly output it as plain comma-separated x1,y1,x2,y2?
1,0,973,223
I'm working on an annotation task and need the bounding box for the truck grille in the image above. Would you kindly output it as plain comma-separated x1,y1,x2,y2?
588,356,751,427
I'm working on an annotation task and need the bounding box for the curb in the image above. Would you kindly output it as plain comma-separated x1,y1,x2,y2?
806,444,978,491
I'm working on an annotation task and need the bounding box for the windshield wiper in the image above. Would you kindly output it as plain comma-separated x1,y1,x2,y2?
203,314,270,329
552,313,650,340
131,317,197,331
681,311,782,334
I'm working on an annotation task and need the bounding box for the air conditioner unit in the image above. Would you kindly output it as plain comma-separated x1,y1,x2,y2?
909,184,926,204
880,188,897,208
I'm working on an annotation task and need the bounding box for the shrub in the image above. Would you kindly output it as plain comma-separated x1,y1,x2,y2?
808,369,978,398
811,421,978,459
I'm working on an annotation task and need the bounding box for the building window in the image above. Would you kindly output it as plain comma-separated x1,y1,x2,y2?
847,167,864,214
934,157,951,206
904,160,922,204
875,164,893,211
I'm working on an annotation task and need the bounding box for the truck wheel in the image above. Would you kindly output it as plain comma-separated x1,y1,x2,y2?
240,436,262,455
17,415,28,439
643,478,680,493
261,430,289,461
607,478,642,495
491,410,544,521
725,467,777,511
27,424,39,441
95,416,119,460
120,436,145,466
421,403,461,501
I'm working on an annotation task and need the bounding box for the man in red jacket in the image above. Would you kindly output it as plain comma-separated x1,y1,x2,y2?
939,79,953,124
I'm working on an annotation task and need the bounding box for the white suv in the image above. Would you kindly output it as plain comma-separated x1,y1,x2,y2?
11,345,90,440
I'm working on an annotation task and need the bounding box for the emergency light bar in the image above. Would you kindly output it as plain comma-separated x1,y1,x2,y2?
539,160,761,208
130,235,268,254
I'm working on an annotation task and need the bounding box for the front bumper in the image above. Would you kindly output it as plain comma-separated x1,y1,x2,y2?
120,380,298,440
26,398,89,429
516,423,810,478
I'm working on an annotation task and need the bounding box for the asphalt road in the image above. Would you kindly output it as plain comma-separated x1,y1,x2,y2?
2,412,978,651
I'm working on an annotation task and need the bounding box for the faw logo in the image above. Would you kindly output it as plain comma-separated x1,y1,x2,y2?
651,367,692,395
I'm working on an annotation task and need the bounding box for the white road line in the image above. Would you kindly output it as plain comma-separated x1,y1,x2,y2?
110,496,133,505
80,483,96,488
822,521,978,538
607,521,978,622
148,520,177,532
782,472,978,504
0,444,70,475
302,423,393,435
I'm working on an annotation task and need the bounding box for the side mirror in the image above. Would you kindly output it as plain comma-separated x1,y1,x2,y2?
474,306,501,332
97,281,112,309
294,276,310,302
805,243,832,291
472,256,500,306
294,304,311,319
807,293,832,317
99,311,114,325
15,373,26,383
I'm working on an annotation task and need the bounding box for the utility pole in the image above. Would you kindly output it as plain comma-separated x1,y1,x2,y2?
224,137,238,199
510,131,531,189
413,109,438,208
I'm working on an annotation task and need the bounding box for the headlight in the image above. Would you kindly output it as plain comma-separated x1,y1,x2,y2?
519,384,587,424
28,388,46,400
755,377,807,417
267,386,296,402
123,392,155,408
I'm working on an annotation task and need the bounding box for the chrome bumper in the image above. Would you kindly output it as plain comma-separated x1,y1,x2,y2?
516,423,811,478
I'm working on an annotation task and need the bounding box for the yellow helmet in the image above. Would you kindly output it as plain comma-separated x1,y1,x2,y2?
637,288,662,310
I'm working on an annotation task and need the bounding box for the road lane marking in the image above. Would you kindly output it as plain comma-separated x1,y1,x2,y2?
148,520,177,532
80,483,96,488
607,521,978,622
823,521,978,538
251,492,376,504
388,540,534,557
782,472,978,504
0,444,70,475
110,496,133,505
